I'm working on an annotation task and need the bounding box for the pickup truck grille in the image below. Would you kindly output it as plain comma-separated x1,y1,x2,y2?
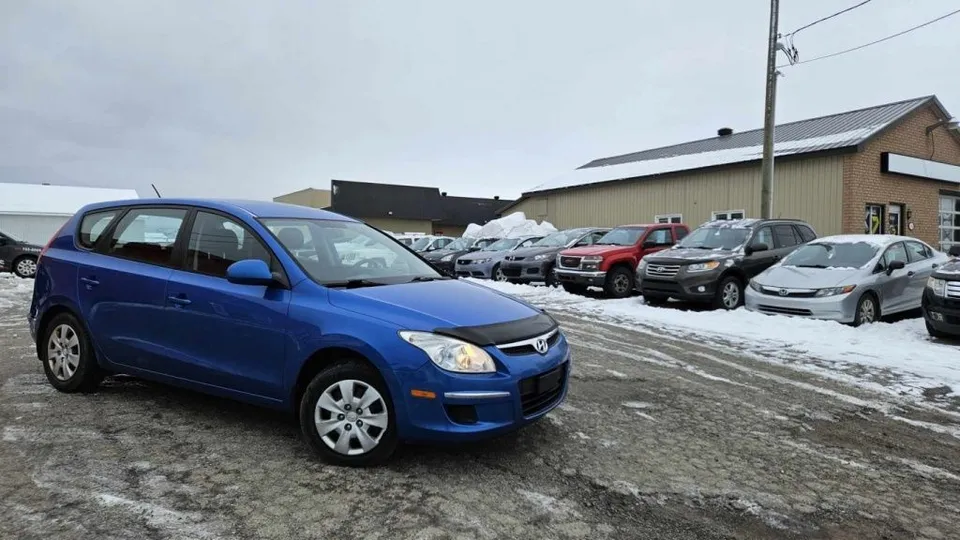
946,282,960,299
645,264,680,278
559,256,581,269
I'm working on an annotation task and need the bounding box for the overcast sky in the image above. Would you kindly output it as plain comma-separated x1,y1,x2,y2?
2,1,958,202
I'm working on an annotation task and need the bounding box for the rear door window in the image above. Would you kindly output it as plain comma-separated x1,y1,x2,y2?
105,208,187,266
78,210,120,249
773,224,800,248
905,241,932,263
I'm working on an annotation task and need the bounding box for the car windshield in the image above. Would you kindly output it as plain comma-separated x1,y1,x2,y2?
678,226,750,250
782,242,880,269
482,238,521,251
261,219,442,286
410,237,433,250
534,229,584,247
596,227,646,246
475,238,498,249
445,238,473,251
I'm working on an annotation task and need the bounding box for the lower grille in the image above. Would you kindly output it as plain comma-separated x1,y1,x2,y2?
757,305,813,316
519,362,568,416
645,264,680,278
501,266,522,277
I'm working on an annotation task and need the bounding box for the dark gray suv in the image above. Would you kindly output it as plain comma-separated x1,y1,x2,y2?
637,218,817,310
0,231,43,278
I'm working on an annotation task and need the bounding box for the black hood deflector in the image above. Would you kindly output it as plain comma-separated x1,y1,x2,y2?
433,312,558,346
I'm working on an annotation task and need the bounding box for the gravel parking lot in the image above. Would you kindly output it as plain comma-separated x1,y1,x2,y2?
2,278,959,539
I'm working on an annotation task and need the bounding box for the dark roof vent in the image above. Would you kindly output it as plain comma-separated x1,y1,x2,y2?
441,191,447,196
494,195,500,200
718,127,733,137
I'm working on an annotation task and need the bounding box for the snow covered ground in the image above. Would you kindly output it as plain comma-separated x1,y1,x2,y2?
470,279,960,407
0,274,33,311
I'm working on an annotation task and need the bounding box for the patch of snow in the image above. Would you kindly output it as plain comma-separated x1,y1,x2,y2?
813,234,902,248
462,211,556,239
470,279,960,406
698,218,761,229
891,457,960,482
530,127,882,193
605,369,627,379
621,401,652,409
3,426,103,443
635,412,657,422
517,489,582,518
0,275,34,310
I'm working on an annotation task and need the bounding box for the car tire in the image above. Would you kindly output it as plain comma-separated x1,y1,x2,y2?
492,264,508,282
562,283,587,295
852,293,879,327
299,359,399,467
544,266,558,287
604,266,634,299
644,293,670,306
712,276,743,310
13,256,38,279
40,312,103,393
925,320,951,340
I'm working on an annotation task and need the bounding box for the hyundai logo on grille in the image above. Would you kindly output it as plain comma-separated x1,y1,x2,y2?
534,338,549,354
778,288,789,296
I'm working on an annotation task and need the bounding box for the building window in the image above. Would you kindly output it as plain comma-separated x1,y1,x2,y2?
655,214,682,224
865,204,884,234
712,210,745,221
939,195,960,251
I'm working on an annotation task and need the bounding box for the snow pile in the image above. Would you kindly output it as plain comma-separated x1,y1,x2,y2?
469,279,960,405
462,212,557,239
0,274,33,310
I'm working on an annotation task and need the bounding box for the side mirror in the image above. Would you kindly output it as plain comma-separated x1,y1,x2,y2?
641,240,657,249
226,259,276,286
886,259,906,275
746,243,769,256
949,245,960,257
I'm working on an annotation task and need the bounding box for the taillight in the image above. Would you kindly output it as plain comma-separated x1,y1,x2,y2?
39,222,68,261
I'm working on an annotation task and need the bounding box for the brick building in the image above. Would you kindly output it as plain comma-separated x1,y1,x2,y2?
501,95,960,250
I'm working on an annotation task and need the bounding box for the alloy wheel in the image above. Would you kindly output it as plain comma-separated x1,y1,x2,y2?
47,324,80,381
314,379,389,456
494,267,507,281
16,258,37,278
613,274,630,294
859,299,876,324
722,282,740,309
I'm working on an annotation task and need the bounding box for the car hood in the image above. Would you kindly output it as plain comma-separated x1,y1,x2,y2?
756,265,863,289
422,249,459,260
934,259,960,279
644,247,738,263
561,245,631,257
507,246,559,258
328,279,540,330
468,249,512,261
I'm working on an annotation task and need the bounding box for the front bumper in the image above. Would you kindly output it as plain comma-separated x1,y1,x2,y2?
0,259,9,272
501,259,552,282
555,268,606,287
428,259,456,275
922,291,960,337
455,260,496,279
744,287,857,322
397,337,571,442
637,271,720,302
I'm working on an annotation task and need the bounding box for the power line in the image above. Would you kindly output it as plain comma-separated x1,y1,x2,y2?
784,0,873,37
780,8,960,68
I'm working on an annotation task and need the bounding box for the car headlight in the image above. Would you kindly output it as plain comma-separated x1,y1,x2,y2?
637,259,647,272
927,277,946,297
687,261,720,273
814,285,857,297
582,256,603,262
749,279,762,292
533,254,549,261
473,258,491,264
441,254,454,261
399,331,496,373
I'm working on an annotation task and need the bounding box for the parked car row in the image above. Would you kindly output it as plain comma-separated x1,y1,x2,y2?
0,229,42,278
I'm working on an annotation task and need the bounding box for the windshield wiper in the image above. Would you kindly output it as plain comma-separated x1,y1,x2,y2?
325,279,387,289
407,276,448,283
794,264,830,269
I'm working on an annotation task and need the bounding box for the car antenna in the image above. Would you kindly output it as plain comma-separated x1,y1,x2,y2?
151,184,162,198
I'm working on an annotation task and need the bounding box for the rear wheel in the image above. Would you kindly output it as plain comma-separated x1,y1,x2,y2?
40,313,103,393
712,276,743,310
562,283,587,295
852,293,879,326
604,266,634,298
299,359,398,467
13,256,37,278
644,293,670,306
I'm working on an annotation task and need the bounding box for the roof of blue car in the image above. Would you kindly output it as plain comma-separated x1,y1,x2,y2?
81,198,356,221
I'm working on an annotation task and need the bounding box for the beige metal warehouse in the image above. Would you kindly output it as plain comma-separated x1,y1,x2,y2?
501,96,960,250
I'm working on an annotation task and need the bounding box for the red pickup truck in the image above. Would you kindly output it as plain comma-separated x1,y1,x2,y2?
554,223,690,298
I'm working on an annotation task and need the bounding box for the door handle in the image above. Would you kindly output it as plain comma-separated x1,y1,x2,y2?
167,295,192,306
80,277,99,287
907,271,915,277
932,263,939,269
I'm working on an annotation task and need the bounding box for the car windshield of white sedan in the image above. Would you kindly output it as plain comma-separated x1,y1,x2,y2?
445,238,473,251
261,219,442,286
410,237,434,250
482,238,521,251
782,242,879,269
596,227,646,246
678,227,749,250
535,229,584,247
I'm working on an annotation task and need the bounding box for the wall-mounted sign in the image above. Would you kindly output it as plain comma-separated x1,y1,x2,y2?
882,152,960,184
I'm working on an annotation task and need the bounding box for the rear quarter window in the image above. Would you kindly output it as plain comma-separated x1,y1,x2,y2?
78,210,121,249
796,224,816,243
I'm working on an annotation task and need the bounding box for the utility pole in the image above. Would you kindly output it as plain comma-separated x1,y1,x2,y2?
760,0,780,220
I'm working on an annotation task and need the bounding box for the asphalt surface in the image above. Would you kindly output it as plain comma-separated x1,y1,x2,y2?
1,280,959,539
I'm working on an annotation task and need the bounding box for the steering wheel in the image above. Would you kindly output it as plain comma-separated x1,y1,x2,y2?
355,258,386,269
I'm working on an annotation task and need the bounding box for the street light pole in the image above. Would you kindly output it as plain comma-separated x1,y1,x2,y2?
760,0,780,219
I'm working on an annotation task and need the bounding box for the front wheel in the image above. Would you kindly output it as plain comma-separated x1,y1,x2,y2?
13,256,38,278
299,360,398,467
492,264,508,282
544,266,558,287
852,294,879,326
925,319,951,339
603,267,634,298
41,313,103,393
712,276,743,310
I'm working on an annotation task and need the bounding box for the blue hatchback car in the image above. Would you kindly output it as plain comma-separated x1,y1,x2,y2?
28,199,570,466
